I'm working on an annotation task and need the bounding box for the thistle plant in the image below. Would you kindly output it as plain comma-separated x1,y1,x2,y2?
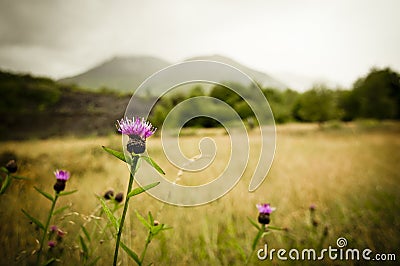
246,203,284,264
102,117,169,266
21,169,77,266
0,159,28,195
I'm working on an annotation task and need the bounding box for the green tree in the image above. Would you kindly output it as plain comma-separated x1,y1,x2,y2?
294,85,339,124
351,67,400,119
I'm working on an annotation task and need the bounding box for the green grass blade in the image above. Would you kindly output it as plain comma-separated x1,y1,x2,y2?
58,189,78,196
34,186,54,201
127,182,160,198
120,242,141,265
102,146,126,163
11,175,29,180
43,258,56,266
100,198,119,230
21,209,44,230
81,225,91,242
141,156,165,175
79,235,89,260
87,256,101,266
267,225,285,231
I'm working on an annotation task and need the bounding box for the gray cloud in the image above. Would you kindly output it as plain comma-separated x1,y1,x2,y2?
0,0,399,88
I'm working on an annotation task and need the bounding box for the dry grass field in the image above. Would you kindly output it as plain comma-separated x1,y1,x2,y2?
0,121,399,265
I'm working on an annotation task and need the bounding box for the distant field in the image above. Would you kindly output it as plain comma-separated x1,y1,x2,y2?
0,122,399,265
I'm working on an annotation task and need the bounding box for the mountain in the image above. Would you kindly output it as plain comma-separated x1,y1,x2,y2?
186,55,288,89
59,56,171,92
58,54,288,95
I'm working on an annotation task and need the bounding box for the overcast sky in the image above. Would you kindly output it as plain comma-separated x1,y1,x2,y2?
0,0,399,90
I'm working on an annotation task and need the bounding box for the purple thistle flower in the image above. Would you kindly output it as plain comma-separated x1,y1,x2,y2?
116,117,156,139
50,225,58,232
54,170,70,181
256,203,276,214
53,170,70,193
256,203,275,225
116,117,156,154
48,240,56,248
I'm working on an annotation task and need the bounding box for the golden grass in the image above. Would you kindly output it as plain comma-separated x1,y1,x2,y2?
0,122,399,265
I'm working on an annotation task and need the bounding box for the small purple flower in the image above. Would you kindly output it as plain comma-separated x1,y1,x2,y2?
50,225,58,232
256,203,276,225
116,117,156,139
256,203,276,214
53,169,70,193
48,240,56,248
116,117,156,154
309,204,316,212
54,170,70,181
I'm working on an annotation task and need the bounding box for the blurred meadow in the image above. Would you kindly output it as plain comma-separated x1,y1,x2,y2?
1,121,399,265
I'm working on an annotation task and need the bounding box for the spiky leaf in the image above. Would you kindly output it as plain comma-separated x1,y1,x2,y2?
252,228,264,251
34,186,54,201
120,242,141,265
102,146,126,163
141,156,165,175
53,205,70,216
135,210,151,229
0,175,11,194
100,198,119,230
58,189,78,196
127,182,160,198
148,211,154,225
11,175,29,180
267,225,285,231
247,217,261,230
21,209,44,230
0,166,8,174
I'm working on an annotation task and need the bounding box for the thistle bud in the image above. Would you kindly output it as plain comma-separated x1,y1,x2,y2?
53,179,66,193
256,203,275,225
258,213,270,225
5,160,17,173
53,170,70,193
127,135,146,154
104,190,114,200
115,192,124,203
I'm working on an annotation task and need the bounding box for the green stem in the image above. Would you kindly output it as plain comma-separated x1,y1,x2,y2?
140,231,152,265
36,193,59,266
113,155,139,266
245,224,265,265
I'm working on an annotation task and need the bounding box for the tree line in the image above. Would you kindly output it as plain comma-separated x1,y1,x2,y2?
149,67,400,127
